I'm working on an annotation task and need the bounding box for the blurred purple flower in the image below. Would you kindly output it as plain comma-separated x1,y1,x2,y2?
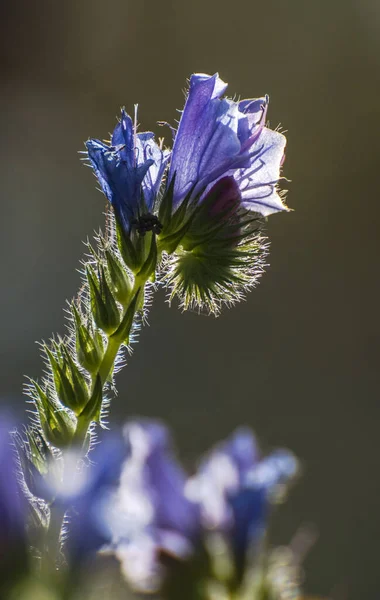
56,421,297,589
65,431,128,565
186,428,298,572
0,418,25,549
106,421,200,591
0,416,27,587
86,109,169,234
168,73,288,216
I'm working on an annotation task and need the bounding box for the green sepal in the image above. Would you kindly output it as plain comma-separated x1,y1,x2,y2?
26,428,51,476
87,265,120,334
182,207,239,252
158,174,175,229
136,232,157,279
79,374,103,423
72,304,104,374
168,188,193,232
17,429,56,502
105,249,133,305
110,289,140,343
180,183,242,252
116,218,139,272
158,219,193,255
33,381,75,448
158,186,196,254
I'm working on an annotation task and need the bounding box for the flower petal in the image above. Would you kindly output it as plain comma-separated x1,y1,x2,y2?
237,128,288,216
136,132,170,211
169,73,231,204
122,421,199,538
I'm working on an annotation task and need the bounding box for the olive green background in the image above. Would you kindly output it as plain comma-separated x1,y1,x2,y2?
1,1,379,598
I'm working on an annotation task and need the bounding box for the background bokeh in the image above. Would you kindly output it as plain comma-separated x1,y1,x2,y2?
1,1,379,597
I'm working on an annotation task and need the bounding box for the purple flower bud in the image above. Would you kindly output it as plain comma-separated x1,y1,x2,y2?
206,176,241,220
86,108,169,235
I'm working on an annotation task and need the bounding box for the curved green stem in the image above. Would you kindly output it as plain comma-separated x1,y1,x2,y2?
97,335,121,386
96,277,144,386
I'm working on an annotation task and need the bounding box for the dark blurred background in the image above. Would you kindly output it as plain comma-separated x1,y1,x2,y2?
1,0,379,597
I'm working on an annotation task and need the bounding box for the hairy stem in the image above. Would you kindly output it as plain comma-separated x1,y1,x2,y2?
44,275,150,572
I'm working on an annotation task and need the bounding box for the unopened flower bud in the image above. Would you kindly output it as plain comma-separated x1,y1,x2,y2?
87,265,121,334
72,304,104,374
33,381,75,447
46,345,89,415
105,249,133,305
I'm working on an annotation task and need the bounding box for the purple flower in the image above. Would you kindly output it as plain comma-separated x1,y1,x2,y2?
86,108,169,234
168,73,287,216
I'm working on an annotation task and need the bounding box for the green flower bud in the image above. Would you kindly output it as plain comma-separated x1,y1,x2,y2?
115,205,161,278
16,428,56,503
163,178,268,315
116,218,139,273
181,177,243,252
72,304,104,374
87,265,121,334
46,345,89,415
26,428,51,476
32,381,75,448
61,345,89,407
105,249,133,305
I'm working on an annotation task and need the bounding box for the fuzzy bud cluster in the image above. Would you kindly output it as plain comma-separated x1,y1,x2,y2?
20,223,154,515
86,72,288,315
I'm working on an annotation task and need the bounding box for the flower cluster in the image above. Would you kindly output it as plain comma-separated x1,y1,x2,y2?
86,73,288,313
71,421,298,597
